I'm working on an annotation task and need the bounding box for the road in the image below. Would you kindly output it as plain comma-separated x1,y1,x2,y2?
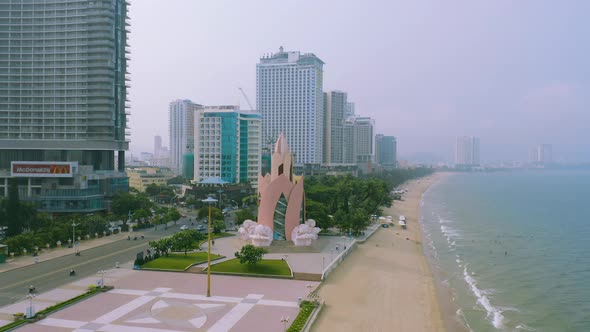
0,219,192,308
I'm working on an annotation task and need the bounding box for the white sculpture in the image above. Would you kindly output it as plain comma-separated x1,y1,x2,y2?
238,220,273,247
238,220,257,240
291,219,321,246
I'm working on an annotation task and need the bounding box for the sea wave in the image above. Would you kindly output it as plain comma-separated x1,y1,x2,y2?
440,225,462,238
463,266,505,329
515,324,537,331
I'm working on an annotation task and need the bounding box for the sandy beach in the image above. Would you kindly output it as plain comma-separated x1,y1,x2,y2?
313,172,449,332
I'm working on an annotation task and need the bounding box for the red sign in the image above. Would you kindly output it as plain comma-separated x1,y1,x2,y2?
11,162,74,177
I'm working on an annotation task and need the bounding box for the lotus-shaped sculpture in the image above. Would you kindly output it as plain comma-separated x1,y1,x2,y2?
291,219,321,246
238,220,273,246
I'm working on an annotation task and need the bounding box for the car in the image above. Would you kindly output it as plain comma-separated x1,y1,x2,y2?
182,214,187,218
381,224,389,228
196,225,206,231
180,225,189,230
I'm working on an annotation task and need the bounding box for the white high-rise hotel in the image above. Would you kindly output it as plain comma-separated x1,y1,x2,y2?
257,47,324,165
455,136,480,166
169,99,201,174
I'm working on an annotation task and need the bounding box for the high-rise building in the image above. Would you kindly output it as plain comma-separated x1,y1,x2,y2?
353,117,375,164
455,136,480,166
169,99,201,174
341,116,375,165
0,0,130,213
194,106,261,187
375,134,397,169
345,102,355,117
323,91,347,163
154,136,162,158
257,47,324,165
537,144,552,164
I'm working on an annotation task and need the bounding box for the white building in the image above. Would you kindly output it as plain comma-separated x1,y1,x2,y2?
537,144,552,164
194,106,262,187
257,47,324,165
169,99,201,174
323,91,348,164
455,136,480,166
341,116,375,166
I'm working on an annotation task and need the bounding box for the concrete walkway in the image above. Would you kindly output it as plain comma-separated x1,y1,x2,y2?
200,225,379,276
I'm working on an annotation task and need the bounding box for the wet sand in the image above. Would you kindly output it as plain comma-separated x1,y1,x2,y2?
313,173,449,332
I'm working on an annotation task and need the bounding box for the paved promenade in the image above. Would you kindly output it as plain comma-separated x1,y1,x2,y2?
4,267,317,332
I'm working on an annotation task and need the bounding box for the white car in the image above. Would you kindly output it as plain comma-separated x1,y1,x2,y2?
180,225,189,230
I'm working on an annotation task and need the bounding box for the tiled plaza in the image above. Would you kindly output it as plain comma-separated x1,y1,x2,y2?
12,269,318,332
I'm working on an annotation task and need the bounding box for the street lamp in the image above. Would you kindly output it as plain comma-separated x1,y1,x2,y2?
71,222,79,253
217,189,223,208
26,293,35,318
280,316,290,332
201,196,218,297
97,270,105,289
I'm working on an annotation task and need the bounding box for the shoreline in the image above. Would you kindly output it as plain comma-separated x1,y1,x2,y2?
313,172,457,332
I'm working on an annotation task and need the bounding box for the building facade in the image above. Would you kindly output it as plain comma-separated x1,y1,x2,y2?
257,47,324,165
127,167,175,192
0,0,130,213
169,99,201,174
154,135,162,159
455,136,480,166
375,134,397,169
323,91,347,164
353,116,375,164
537,144,552,164
194,106,261,186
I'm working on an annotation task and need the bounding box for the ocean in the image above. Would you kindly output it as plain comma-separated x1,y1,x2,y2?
421,171,590,332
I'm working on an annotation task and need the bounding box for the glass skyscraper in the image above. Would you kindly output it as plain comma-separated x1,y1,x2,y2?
0,0,130,213
256,47,324,165
194,106,261,187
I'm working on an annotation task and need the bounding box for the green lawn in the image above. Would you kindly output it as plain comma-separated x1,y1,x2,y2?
141,252,222,271
209,258,292,276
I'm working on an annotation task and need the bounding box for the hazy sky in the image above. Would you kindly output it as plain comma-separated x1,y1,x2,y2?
128,0,590,163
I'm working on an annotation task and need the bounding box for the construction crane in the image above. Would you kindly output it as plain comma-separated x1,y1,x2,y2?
238,87,255,111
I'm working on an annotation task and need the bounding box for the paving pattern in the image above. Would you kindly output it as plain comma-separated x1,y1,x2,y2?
11,269,317,332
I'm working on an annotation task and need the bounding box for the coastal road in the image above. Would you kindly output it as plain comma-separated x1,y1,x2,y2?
0,220,191,307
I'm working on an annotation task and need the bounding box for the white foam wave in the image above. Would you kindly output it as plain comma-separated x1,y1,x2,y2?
440,225,462,239
516,324,536,331
438,218,455,224
463,266,504,329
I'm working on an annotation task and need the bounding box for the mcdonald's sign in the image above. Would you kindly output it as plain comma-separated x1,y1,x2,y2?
11,162,76,178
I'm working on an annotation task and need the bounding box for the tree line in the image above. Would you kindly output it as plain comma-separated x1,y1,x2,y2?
231,167,434,236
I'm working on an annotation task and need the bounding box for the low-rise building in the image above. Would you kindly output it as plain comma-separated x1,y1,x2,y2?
127,167,175,192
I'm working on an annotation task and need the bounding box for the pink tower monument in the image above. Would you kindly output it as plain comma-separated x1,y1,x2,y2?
239,133,320,246
257,133,305,241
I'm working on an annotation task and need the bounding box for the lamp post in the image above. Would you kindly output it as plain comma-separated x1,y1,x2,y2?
201,196,218,297
217,189,223,208
71,222,79,253
97,270,105,288
26,293,35,318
